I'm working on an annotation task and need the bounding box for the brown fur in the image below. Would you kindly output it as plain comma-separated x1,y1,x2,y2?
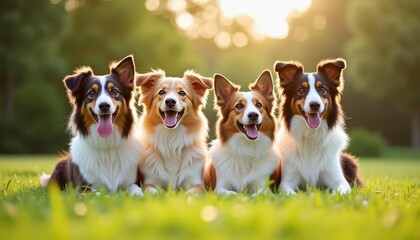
341,153,363,187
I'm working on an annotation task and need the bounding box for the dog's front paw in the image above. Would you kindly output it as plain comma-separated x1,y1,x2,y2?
145,187,159,195
218,189,238,196
252,188,272,197
127,184,144,197
281,186,297,196
332,184,351,195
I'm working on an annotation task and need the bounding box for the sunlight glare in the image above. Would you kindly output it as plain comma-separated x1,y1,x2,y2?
218,0,312,39
166,0,187,12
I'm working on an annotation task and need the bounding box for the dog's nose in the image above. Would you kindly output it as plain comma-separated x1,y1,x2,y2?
99,102,110,112
309,101,320,111
248,112,259,121
165,98,176,107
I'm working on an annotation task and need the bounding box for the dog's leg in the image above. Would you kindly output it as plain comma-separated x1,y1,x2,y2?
321,158,351,195
280,165,301,195
251,179,271,197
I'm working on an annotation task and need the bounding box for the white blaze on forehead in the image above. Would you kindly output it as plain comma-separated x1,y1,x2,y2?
304,74,324,113
161,78,182,111
95,76,116,115
242,92,262,124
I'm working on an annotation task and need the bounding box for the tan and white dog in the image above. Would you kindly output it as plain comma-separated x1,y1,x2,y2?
204,70,280,196
136,70,213,195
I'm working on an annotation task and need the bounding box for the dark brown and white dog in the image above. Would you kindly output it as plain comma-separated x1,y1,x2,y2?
203,70,280,196
40,56,144,196
136,70,213,195
274,58,362,195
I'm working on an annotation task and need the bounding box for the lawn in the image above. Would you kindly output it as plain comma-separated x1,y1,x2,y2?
0,151,419,240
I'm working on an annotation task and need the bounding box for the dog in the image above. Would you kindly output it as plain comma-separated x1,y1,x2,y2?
274,58,362,195
135,70,213,195
203,70,280,196
40,55,144,196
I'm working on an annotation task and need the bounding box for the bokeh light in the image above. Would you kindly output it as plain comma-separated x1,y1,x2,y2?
145,0,313,48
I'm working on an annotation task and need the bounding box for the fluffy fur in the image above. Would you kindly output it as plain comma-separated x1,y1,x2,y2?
136,70,213,195
274,58,362,195
203,70,280,195
40,55,144,196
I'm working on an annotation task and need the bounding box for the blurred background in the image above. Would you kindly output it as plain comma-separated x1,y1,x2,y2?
0,0,419,156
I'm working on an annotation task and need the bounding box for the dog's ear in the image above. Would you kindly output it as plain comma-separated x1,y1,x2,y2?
63,67,93,93
274,61,304,88
112,55,135,89
214,74,239,107
135,70,164,92
184,70,213,97
250,70,275,103
317,58,346,87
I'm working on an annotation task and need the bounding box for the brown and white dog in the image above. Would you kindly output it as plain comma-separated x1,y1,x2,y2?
40,55,144,196
136,70,213,195
274,58,362,195
203,70,280,196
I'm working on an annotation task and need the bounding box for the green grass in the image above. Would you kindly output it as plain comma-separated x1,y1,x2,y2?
0,152,419,240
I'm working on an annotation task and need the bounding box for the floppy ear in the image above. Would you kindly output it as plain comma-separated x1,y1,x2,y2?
214,74,239,107
184,70,213,96
135,70,164,92
274,61,304,88
63,67,93,94
250,70,274,103
112,55,135,89
317,58,346,87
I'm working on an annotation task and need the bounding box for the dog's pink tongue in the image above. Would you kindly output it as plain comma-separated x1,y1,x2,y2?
97,115,113,138
164,111,177,128
246,124,259,139
307,113,321,129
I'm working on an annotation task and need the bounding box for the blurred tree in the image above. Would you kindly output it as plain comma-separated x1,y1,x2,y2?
61,0,202,76
346,0,420,149
0,0,69,153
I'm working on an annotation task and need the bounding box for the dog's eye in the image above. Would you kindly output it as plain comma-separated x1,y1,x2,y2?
255,102,263,109
297,88,306,95
318,87,328,96
235,103,244,110
87,90,96,99
110,88,119,97
158,90,166,95
178,91,186,96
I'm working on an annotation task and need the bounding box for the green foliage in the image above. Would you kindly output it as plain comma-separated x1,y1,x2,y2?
348,128,387,157
346,0,420,110
0,156,419,240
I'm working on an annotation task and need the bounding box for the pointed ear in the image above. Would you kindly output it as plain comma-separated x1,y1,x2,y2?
214,74,239,107
184,71,213,96
63,67,93,93
112,55,135,88
317,58,346,87
274,61,304,88
135,70,164,92
250,70,274,103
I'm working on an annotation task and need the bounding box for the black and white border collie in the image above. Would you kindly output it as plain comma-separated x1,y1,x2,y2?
40,55,144,196
203,70,280,196
274,58,362,195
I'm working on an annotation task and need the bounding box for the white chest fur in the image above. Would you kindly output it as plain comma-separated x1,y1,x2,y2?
210,133,278,192
278,116,348,186
71,125,143,193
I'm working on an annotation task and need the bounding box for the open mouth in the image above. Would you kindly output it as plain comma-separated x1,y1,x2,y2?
298,104,325,129
159,108,185,128
237,121,261,140
90,106,119,138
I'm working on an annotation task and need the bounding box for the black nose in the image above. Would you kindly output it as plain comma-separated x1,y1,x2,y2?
99,102,110,112
309,101,320,111
248,112,259,121
165,98,176,107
